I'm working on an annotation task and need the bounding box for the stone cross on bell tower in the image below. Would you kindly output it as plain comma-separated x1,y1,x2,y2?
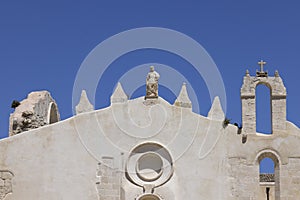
241,60,287,134
256,60,268,77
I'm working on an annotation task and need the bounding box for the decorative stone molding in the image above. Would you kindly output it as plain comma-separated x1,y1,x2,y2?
260,174,275,183
143,98,159,106
126,142,173,191
9,91,60,136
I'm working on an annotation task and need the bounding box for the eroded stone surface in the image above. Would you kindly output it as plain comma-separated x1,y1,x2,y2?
9,91,60,136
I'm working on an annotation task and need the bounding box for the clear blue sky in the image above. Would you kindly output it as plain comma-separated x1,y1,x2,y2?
1,1,300,172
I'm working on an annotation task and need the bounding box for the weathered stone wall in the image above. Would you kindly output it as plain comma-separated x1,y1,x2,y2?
228,157,259,199
241,71,287,134
272,98,286,133
1,94,300,199
1,70,300,199
280,158,300,199
96,157,121,200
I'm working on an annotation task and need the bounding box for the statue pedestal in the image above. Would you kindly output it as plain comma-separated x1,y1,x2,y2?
143,98,159,106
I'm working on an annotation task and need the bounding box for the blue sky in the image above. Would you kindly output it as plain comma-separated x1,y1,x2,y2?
1,1,300,172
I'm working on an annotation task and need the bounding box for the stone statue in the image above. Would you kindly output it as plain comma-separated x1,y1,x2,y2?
145,66,160,99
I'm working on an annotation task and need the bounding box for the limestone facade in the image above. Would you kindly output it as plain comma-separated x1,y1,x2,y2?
0,68,299,199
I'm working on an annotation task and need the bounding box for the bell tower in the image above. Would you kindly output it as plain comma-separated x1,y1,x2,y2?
241,60,287,134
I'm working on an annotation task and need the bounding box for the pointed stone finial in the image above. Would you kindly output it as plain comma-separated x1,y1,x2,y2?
246,69,250,76
275,70,279,77
111,82,128,104
76,90,94,115
208,96,224,120
174,83,192,108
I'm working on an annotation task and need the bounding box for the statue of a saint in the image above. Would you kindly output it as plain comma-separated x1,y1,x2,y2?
145,66,160,99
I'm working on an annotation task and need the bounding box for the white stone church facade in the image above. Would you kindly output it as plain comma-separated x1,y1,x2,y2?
0,66,299,199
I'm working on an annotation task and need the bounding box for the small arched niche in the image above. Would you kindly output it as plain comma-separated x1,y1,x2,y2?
47,102,59,124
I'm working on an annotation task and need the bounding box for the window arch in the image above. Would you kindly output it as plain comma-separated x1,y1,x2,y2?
47,102,59,124
257,151,280,200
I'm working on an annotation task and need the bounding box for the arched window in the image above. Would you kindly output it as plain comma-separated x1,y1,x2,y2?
256,84,272,134
260,157,275,174
257,152,280,200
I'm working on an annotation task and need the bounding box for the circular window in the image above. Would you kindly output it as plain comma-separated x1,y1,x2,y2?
126,142,173,187
136,152,163,181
